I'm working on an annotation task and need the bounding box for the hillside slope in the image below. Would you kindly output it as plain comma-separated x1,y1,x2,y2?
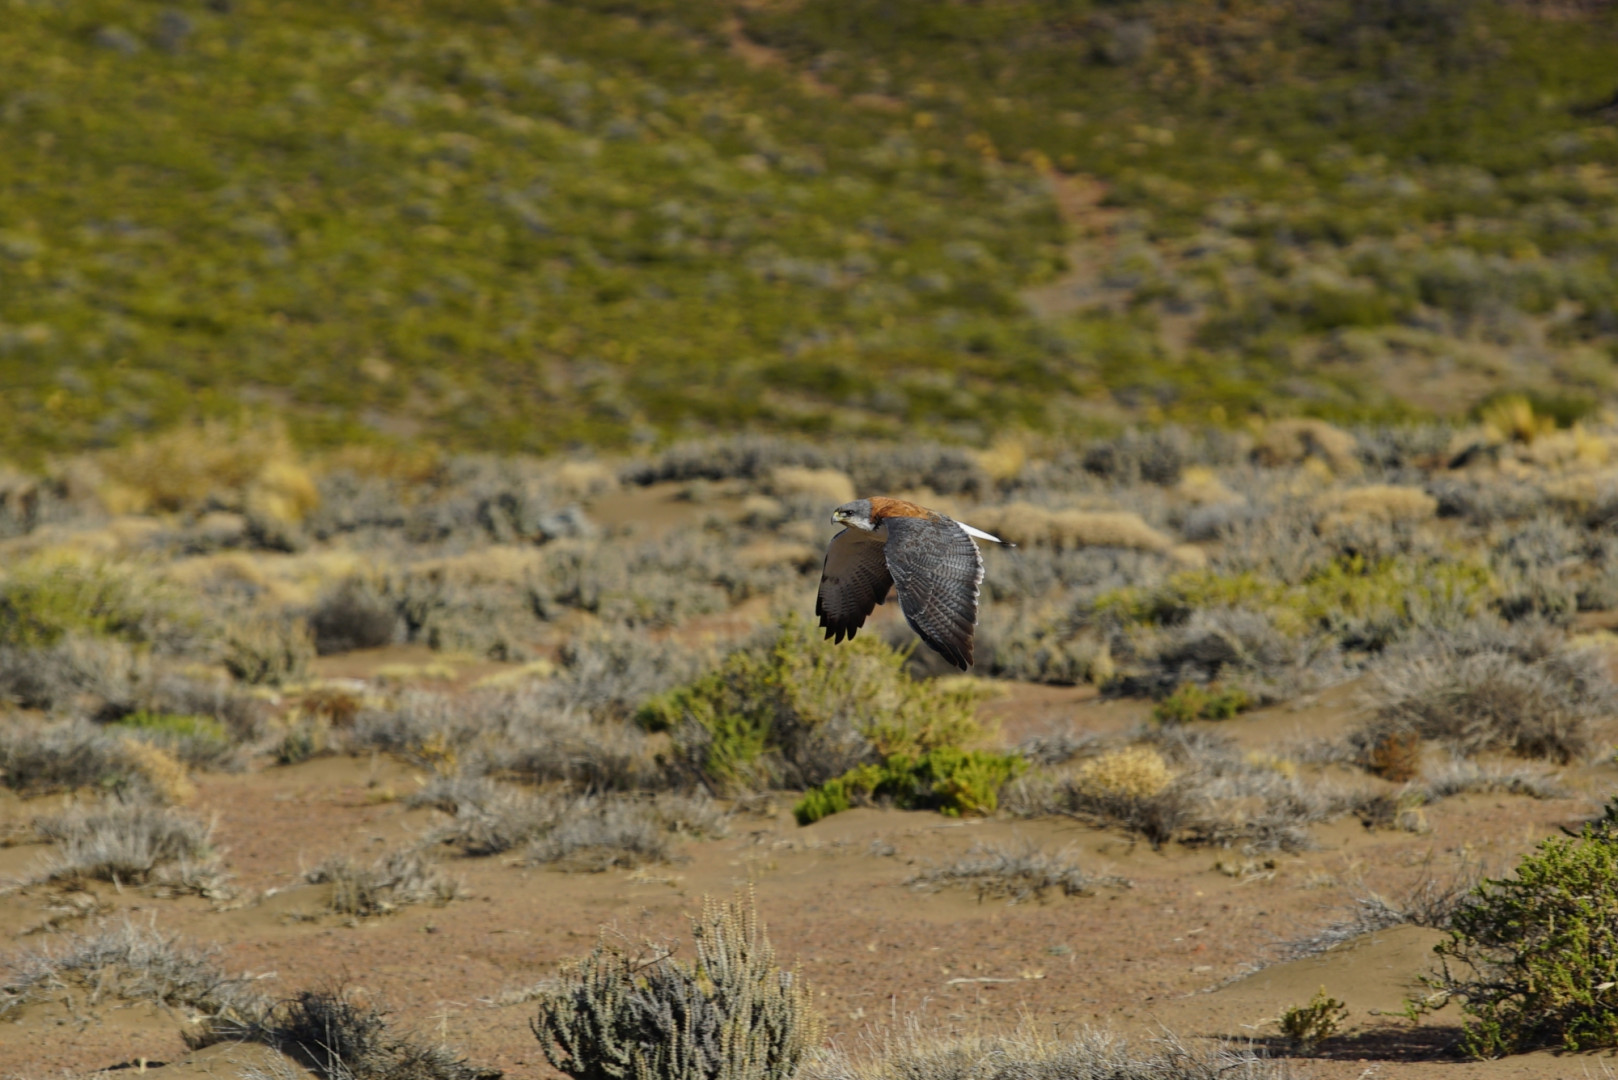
2,0,1616,461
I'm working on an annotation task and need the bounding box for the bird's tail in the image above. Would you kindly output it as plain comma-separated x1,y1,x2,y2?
958,521,1015,548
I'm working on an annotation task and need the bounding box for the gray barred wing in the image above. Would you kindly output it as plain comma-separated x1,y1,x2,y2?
882,516,983,670
816,528,894,643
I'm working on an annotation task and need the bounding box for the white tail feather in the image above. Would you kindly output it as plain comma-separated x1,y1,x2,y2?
957,521,1012,546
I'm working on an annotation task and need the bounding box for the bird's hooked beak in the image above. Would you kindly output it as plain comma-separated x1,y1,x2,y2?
831,508,847,525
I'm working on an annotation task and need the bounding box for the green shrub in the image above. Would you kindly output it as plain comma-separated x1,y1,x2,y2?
532,893,818,1080
793,747,1025,825
0,559,200,653
109,710,232,768
1152,683,1251,724
638,615,986,792
1278,987,1347,1052
1422,801,1618,1056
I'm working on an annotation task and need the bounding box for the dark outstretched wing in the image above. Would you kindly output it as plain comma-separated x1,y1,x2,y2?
816,528,893,643
882,516,983,670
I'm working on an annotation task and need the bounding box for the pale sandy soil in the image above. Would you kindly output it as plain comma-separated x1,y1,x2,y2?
0,666,1613,1080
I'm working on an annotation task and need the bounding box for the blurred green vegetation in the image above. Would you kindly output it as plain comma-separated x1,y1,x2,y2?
0,557,200,650
3,0,1617,462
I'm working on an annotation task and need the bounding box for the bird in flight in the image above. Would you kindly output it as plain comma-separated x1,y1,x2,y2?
816,496,1011,670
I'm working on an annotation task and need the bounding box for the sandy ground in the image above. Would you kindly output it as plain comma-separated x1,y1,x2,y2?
0,672,1614,1080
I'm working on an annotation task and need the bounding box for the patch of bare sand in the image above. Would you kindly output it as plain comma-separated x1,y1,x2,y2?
0,687,1606,1078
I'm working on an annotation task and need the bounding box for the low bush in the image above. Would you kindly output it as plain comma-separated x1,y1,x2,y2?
533,892,818,1080
640,615,986,793
0,721,190,803
0,920,264,1022
32,800,222,894
223,615,314,686
1365,624,1614,763
524,798,672,872
1278,987,1347,1052
906,841,1128,902
1421,801,1618,1056
794,748,1025,825
207,987,498,1080
0,558,202,654
0,634,148,713
1010,733,1346,852
1152,683,1251,724
306,848,461,917
108,710,234,770
308,578,399,655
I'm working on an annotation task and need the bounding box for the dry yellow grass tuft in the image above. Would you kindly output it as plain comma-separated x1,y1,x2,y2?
975,504,1173,552
1315,484,1438,532
769,466,856,506
975,436,1029,483
93,421,319,523
1479,395,1556,446
1175,465,1241,506
1251,418,1359,474
119,738,196,805
1073,747,1173,798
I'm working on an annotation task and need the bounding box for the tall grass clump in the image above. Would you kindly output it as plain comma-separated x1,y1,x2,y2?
533,892,818,1080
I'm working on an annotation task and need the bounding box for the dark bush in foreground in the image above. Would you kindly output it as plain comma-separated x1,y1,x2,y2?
203,988,500,1080
1422,802,1618,1057
534,893,817,1080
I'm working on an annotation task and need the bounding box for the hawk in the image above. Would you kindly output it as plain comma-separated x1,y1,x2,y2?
816,496,1011,671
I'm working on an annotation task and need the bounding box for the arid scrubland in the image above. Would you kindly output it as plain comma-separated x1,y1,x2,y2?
0,415,1615,1072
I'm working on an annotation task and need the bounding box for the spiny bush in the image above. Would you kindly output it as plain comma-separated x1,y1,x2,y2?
0,634,148,712
794,748,1025,825
1073,746,1174,799
1278,987,1347,1052
1421,801,1618,1056
533,892,818,1080
639,615,986,793
1276,850,1489,963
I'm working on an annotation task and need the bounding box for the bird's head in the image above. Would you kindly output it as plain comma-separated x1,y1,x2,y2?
831,498,876,532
